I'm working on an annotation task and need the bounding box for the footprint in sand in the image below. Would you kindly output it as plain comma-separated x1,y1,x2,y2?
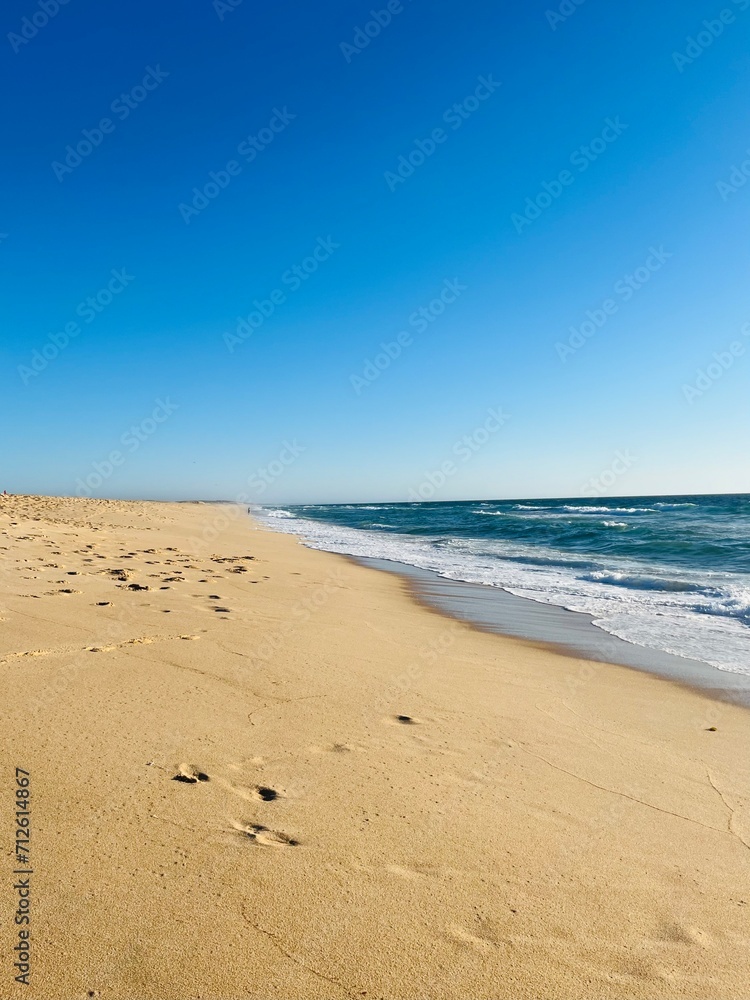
225,781,283,803
655,922,713,947
232,821,299,847
385,714,420,726
255,786,280,802
308,742,360,755
446,922,501,954
172,764,210,784
107,569,130,581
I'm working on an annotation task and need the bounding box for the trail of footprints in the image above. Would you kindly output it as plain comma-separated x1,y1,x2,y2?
171,763,299,848
6,501,431,858
2,511,275,674
1,525,267,621
100,552,259,619
169,713,427,851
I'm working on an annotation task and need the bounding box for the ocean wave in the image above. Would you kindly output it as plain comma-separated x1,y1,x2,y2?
578,570,707,593
254,501,750,677
559,505,658,514
653,502,698,509
693,590,750,626
511,504,657,514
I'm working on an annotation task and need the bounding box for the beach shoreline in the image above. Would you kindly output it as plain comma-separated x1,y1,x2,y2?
254,494,750,682
346,554,750,708
1,496,748,999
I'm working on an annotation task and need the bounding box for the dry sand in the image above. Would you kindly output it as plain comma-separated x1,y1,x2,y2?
0,495,748,999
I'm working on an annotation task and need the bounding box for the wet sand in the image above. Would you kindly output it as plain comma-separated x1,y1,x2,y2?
358,556,750,705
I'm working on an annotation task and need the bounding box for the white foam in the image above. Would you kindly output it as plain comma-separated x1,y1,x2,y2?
653,502,698,509
558,505,658,514
256,508,750,677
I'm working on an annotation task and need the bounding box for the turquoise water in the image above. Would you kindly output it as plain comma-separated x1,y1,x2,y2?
258,495,750,677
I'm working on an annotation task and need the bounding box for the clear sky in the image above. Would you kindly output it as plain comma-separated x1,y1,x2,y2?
3,0,749,503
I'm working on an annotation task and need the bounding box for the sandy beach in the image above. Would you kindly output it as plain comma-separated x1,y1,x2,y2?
1,494,748,999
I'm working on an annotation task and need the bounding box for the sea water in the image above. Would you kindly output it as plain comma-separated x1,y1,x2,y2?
257,495,749,678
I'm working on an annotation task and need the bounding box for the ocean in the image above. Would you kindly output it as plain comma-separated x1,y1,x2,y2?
256,494,750,680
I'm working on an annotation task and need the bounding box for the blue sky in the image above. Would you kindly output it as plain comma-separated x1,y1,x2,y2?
2,0,749,503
